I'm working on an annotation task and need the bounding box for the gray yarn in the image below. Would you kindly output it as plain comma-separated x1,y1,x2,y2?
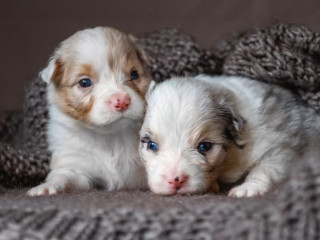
217,24,320,112
0,25,320,239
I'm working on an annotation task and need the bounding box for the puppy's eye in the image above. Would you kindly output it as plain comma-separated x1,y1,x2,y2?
147,141,158,151
130,70,139,80
79,78,92,88
197,142,212,155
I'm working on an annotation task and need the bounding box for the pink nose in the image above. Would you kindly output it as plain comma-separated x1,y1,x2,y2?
107,93,131,112
168,175,188,189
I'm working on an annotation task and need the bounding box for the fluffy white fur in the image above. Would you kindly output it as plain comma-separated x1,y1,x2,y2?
28,27,150,196
140,75,319,197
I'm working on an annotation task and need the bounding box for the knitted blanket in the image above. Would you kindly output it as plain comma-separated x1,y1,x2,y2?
1,24,320,240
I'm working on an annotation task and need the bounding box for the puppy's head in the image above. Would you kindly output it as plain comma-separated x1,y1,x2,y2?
41,27,151,130
140,77,245,195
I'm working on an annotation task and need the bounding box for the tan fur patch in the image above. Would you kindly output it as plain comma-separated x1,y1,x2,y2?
124,53,151,105
202,144,243,191
125,76,150,100
104,29,151,99
52,62,96,123
190,123,227,146
62,95,95,123
77,64,97,81
189,121,243,192
51,60,65,87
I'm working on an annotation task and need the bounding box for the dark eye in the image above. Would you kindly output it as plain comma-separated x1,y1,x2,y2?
79,78,92,88
130,70,139,80
197,142,212,155
147,141,158,151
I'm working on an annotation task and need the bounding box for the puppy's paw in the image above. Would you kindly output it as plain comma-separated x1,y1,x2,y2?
228,182,268,198
27,183,65,196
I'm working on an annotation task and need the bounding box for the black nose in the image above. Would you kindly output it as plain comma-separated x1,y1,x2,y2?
174,177,179,182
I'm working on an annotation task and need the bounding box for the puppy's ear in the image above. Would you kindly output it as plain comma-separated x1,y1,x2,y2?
128,34,150,66
219,102,246,147
39,58,64,86
40,58,55,83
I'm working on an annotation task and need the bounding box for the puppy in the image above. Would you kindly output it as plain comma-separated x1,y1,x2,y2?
28,27,151,196
140,75,320,197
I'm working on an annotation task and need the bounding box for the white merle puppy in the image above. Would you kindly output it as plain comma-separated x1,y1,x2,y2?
140,75,320,197
28,27,151,196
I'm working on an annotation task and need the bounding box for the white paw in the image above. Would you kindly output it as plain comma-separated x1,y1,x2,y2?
228,182,268,198
27,183,65,196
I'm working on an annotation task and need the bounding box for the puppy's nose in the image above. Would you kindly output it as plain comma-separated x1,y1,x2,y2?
168,175,188,189
107,93,131,112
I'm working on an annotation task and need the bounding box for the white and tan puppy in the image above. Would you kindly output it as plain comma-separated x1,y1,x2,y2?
140,75,320,197
28,27,151,196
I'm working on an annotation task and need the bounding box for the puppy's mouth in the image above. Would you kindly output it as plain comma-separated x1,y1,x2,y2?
163,187,198,196
99,110,141,125
175,186,192,195
103,116,138,127
83,114,140,134
151,184,199,196
112,112,143,125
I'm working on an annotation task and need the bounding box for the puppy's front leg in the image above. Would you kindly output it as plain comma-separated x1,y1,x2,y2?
228,160,287,198
228,165,272,197
27,168,91,196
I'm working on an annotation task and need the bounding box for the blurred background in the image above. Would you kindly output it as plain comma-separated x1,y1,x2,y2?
1,0,319,111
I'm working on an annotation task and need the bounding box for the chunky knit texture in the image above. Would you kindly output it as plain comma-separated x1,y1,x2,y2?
0,25,320,239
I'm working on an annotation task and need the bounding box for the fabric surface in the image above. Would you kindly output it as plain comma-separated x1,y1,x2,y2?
0,24,320,239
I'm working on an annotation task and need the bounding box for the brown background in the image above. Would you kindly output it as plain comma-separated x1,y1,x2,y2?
1,0,320,111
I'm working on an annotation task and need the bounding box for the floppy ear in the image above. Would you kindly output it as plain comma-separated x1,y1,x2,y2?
39,57,64,86
219,102,246,147
128,34,150,66
39,58,56,83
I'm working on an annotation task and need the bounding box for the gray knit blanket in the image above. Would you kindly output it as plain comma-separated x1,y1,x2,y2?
0,24,320,240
